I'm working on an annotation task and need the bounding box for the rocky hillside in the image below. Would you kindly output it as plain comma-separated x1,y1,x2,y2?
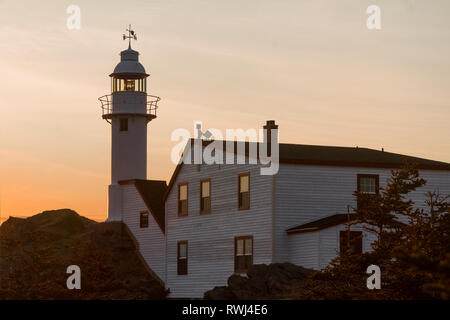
0,209,167,299
204,263,313,299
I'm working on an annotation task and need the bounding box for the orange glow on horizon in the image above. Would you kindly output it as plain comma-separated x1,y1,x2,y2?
1,1,450,223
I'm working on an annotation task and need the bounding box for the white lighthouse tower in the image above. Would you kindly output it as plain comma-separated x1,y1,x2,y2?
99,26,160,221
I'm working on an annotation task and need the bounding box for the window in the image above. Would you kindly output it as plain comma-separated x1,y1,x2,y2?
357,174,379,194
357,174,379,209
235,236,253,273
177,241,188,275
120,118,128,132
125,79,135,91
140,211,149,228
238,173,250,210
340,231,362,255
178,183,188,216
200,179,211,214
112,77,146,93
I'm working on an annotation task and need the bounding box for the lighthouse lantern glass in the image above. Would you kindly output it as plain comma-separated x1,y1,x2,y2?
112,77,146,93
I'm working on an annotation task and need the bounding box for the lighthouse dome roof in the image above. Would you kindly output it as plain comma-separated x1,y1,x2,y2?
110,45,148,78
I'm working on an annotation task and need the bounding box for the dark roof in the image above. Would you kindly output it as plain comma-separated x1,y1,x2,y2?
278,143,450,170
286,212,407,234
286,214,356,234
162,139,450,202
178,139,450,170
119,179,167,233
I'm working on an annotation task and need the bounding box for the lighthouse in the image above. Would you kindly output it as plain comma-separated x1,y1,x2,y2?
99,26,160,221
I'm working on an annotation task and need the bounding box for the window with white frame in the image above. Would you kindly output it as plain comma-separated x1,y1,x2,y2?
358,174,379,194
235,236,253,273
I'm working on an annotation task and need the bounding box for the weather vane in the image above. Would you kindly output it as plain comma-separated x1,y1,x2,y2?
123,24,137,47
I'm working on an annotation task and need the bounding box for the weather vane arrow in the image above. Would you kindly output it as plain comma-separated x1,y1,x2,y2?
123,24,137,47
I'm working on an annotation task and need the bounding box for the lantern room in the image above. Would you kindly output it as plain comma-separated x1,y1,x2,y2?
99,26,160,123
111,77,146,93
109,44,149,93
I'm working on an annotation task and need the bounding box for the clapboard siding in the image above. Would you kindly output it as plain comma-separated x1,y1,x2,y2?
317,224,377,269
275,164,450,263
121,184,166,281
165,162,273,298
288,232,319,269
288,223,378,270
122,156,449,296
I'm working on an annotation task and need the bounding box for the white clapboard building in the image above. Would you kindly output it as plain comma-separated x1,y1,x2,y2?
99,43,450,298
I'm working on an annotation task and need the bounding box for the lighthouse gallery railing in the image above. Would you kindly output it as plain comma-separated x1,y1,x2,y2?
98,94,160,119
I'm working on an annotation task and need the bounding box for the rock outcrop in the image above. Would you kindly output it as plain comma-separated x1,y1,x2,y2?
204,263,313,300
0,209,167,299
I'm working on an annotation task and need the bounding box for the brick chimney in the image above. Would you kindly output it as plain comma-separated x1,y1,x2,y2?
263,120,278,156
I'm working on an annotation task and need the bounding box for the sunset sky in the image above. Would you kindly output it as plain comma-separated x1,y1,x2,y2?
1,0,449,223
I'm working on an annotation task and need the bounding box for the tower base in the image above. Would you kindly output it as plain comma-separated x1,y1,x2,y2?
107,184,123,221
